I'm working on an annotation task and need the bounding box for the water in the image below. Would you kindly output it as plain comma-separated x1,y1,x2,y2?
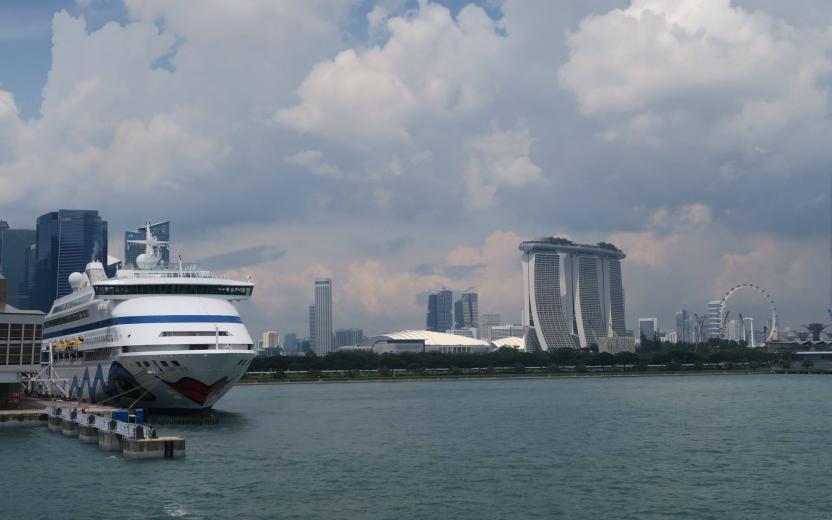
3,374,832,519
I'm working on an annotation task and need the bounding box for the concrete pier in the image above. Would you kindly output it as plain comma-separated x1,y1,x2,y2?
123,438,186,459
42,400,185,460
98,431,122,451
61,419,79,436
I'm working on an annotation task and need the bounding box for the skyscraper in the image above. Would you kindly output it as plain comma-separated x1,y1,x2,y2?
314,278,333,355
426,289,453,332
262,331,280,349
31,210,108,312
520,238,626,350
0,221,36,309
335,328,363,348
308,305,316,347
479,313,501,341
706,300,724,339
675,309,693,343
125,220,170,267
638,318,658,341
457,290,479,329
454,299,464,329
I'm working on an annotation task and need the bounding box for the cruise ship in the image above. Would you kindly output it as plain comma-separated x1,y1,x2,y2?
41,224,255,411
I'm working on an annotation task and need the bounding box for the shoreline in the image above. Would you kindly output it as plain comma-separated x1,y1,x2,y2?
237,369,776,386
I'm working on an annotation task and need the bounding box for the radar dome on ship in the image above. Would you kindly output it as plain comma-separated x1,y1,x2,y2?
68,272,85,290
135,253,158,270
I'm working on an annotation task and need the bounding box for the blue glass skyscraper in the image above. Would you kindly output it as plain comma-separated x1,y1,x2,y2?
0,221,36,309
31,210,108,312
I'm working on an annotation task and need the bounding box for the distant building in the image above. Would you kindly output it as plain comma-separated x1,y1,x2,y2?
455,290,478,329
31,210,108,312
706,300,723,339
262,331,280,349
598,336,636,354
725,320,743,342
743,317,756,348
479,313,501,341
125,221,170,268
0,222,36,309
490,324,524,341
520,238,626,350
297,339,312,354
283,333,298,353
638,318,658,341
426,289,453,332
446,328,477,338
370,330,492,354
0,279,44,396
675,309,693,343
335,328,363,348
308,305,316,349
314,278,333,355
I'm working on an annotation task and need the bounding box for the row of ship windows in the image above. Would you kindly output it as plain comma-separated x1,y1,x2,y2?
45,309,90,329
94,285,252,296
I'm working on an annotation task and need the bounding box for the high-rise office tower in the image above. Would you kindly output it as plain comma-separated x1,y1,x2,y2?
675,309,693,343
638,318,658,341
314,278,333,355
31,210,108,312
426,289,453,332
520,238,626,350
309,305,316,348
283,333,298,353
457,290,479,329
0,221,36,309
454,299,464,329
479,313,501,341
125,220,170,267
725,320,743,342
335,328,363,348
706,300,724,339
262,331,280,349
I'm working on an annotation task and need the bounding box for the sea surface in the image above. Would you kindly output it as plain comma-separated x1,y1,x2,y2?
3,374,832,519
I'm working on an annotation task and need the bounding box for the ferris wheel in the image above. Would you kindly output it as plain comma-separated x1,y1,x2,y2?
719,283,778,342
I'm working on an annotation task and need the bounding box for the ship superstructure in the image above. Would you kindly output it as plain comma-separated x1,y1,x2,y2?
41,223,255,411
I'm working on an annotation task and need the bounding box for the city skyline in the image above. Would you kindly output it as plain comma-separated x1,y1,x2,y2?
0,1,828,337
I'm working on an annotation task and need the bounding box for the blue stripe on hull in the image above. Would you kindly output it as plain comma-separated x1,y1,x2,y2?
44,314,242,338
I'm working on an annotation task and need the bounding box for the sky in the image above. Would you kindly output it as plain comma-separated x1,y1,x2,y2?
0,0,830,338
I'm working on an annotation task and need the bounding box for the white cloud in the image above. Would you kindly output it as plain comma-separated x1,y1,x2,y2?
278,1,507,146
464,124,542,208
559,0,832,144
285,149,345,179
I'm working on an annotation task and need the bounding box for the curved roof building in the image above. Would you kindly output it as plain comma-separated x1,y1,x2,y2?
370,330,492,354
519,237,627,351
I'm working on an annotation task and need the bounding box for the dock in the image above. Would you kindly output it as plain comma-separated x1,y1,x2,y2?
3,397,185,459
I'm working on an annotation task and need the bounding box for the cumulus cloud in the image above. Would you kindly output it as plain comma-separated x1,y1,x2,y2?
278,1,507,146
559,0,832,143
464,124,543,208
284,149,345,179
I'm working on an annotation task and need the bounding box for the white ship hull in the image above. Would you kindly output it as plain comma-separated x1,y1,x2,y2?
52,349,255,411
43,242,257,412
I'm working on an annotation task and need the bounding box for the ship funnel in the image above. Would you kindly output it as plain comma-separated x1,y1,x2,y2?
85,261,108,283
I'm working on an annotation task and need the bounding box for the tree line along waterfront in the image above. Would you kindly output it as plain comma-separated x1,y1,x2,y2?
244,341,791,382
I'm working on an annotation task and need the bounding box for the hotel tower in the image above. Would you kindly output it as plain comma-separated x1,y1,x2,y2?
519,238,626,351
